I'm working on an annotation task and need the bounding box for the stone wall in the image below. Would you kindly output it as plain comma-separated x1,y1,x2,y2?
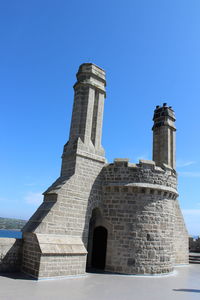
22,232,87,278
22,233,41,277
103,188,175,274
0,238,23,272
173,201,189,264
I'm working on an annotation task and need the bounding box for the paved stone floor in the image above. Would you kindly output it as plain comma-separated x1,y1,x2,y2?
0,265,200,300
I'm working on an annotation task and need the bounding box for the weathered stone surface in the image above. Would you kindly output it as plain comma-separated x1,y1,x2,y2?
102,162,178,274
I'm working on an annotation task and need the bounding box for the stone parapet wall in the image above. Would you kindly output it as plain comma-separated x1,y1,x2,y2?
0,238,23,272
103,159,177,191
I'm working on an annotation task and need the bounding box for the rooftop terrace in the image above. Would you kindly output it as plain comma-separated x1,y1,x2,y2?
0,265,199,300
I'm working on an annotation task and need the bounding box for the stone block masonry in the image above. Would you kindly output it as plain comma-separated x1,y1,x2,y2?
21,63,107,279
102,159,187,274
22,233,87,278
0,63,188,278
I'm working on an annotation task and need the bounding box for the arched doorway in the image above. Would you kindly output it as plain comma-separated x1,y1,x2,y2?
91,226,107,269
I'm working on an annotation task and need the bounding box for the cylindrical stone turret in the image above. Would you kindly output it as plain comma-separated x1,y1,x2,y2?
102,159,178,275
152,103,176,169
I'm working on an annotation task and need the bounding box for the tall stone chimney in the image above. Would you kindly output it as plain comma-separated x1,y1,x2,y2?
61,63,106,177
152,103,176,169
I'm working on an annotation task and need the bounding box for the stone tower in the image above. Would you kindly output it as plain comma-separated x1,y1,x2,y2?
21,63,107,278
1,63,187,279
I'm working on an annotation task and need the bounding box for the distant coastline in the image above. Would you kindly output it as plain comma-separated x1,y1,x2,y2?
0,217,26,239
0,216,26,230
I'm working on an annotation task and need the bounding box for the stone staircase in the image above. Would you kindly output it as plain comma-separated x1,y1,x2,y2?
189,252,200,264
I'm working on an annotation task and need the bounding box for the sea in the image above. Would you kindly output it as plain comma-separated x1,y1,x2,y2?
0,230,22,239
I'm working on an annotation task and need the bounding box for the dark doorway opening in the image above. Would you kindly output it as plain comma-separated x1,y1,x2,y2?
91,226,107,270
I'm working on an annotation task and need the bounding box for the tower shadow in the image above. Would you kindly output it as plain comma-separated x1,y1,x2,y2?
173,289,200,293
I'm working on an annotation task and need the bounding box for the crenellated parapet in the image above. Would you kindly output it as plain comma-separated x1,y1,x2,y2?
103,158,177,196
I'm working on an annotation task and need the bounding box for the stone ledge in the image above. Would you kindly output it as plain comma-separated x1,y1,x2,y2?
76,149,106,163
73,81,106,95
104,182,178,196
35,234,87,255
139,159,155,166
114,158,129,163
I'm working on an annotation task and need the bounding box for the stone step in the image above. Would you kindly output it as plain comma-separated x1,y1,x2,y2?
189,254,200,264
189,255,200,258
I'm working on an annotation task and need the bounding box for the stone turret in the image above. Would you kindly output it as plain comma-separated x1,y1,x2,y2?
102,159,178,274
152,103,176,169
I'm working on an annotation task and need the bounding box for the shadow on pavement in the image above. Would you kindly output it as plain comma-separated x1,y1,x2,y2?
0,272,33,280
174,289,200,293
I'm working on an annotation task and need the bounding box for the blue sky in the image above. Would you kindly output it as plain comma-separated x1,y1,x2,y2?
0,0,200,235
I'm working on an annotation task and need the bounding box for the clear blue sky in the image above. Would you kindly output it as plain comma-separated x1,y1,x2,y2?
0,0,200,235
